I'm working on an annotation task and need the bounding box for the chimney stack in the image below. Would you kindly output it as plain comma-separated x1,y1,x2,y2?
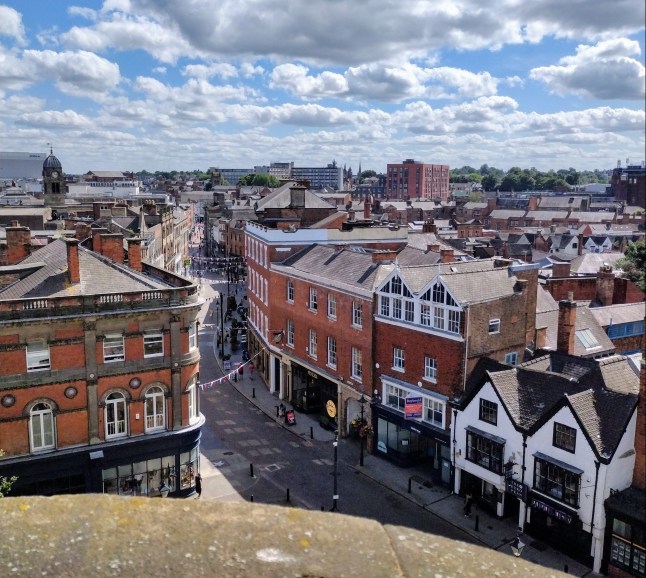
440,248,454,263
596,264,615,306
551,262,571,278
372,250,397,263
92,227,109,253
557,293,577,355
363,198,371,220
6,223,31,265
126,238,143,272
100,233,125,264
427,244,441,253
65,238,81,284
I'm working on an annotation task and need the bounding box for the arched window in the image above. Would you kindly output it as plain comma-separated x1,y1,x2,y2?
144,386,166,432
30,402,55,451
105,392,127,439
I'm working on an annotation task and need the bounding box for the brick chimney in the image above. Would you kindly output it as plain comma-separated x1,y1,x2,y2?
92,227,109,253
440,248,454,263
126,238,143,272
551,262,571,278
557,293,577,355
427,244,441,253
65,238,81,284
596,264,615,306
372,250,397,263
633,339,646,489
577,233,583,256
6,222,31,265
348,209,356,221
363,198,371,220
100,233,125,264
75,222,91,241
422,219,437,234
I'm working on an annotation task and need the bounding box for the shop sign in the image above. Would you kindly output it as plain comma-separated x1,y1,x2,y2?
405,396,423,419
530,496,573,524
285,410,296,425
326,400,337,418
506,479,528,501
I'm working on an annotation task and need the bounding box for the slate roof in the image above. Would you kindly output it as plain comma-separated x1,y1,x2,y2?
0,238,169,300
589,302,646,327
525,210,569,221
480,353,639,461
489,209,525,219
538,197,586,209
255,185,335,210
573,306,615,357
571,211,614,223
569,252,625,275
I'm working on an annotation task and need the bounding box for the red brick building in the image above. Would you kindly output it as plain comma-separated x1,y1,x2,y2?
386,159,450,202
0,227,203,497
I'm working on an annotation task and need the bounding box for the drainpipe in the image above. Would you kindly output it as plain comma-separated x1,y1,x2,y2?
590,460,601,573
452,407,458,494
462,305,470,391
519,433,528,532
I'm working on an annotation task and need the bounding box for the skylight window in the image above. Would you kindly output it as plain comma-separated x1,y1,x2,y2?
575,329,600,350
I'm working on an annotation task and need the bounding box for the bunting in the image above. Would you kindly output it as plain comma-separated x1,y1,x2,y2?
199,348,262,390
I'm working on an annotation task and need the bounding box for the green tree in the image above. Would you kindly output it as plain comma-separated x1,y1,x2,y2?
0,450,17,498
615,239,646,291
468,190,483,202
359,170,376,180
481,174,499,192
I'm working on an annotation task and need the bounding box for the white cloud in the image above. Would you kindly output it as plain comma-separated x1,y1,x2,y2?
530,38,645,100
0,5,26,44
16,109,93,129
68,6,98,20
182,62,238,80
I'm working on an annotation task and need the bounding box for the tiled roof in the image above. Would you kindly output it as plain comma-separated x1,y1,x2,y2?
538,197,585,209
589,302,646,327
573,306,615,357
569,252,625,275
0,239,169,300
525,210,569,221
571,211,614,223
488,210,525,219
255,186,335,210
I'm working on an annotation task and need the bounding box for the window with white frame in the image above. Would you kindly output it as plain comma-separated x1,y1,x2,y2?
29,402,55,451
393,347,405,371
104,333,125,363
352,302,362,327
187,380,198,424
308,329,317,358
143,332,164,357
351,347,362,381
287,319,295,346
145,386,166,431
405,300,415,322
378,275,414,322
287,280,294,303
309,287,318,311
424,356,437,381
505,352,518,365
424,398,444,428
188,323,197,350
488,319,501,334
105,392,127,438
386,383,407,411
380,295,390,317
421,281,461,334
327,337,337,368
26,341,51,371
420,304,431,326
328,294,337,319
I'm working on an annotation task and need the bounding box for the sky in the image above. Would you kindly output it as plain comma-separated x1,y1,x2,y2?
0,0,644,176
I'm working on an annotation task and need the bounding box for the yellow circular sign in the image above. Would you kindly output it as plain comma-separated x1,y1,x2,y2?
326,399,337,418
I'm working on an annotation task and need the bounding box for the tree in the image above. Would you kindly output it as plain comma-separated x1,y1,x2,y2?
481,174,499,192
359,170,376,180
468,190,483,202
615,239,646,291
0,450,16,498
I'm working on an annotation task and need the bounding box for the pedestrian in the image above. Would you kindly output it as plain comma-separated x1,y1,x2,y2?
464,491,473,518
195,473,202,498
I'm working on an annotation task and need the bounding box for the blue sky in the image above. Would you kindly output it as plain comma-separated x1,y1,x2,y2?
0,0,644,175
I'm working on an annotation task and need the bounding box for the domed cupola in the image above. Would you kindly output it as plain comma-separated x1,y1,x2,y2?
42,147,62,173
42,147,65,206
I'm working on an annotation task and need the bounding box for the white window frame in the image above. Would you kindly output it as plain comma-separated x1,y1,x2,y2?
287,319,295,347
29,402,55,451
287,279,294,303
309,287,318,311
188,323,198,350
351,347,363,381
420,304,431,326
327,337,337,368
105,392,127,439
328,294,337,319
393,347,405,371
505,352,518,365
143,332,164,358
187,381,198,424
144,386,166,432
308,329,318,358
424,397,444,428
104,333,125,363
26,341,51,372
488,319,501,334
352,302,362,328
424,356,437,382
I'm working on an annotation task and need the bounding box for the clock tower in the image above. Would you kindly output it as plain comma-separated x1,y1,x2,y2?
43,147,65,207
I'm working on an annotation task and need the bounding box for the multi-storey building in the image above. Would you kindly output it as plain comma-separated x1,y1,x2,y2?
386,159,450,202
611,162,645,208
0,225,203,497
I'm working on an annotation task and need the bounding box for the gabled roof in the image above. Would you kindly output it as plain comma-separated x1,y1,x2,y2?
255,185,335,211
525,210,569,221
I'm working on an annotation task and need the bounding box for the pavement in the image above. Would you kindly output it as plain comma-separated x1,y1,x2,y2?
189,245,601,578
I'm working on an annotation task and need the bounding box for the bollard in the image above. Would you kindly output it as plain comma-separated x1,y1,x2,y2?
252,388,256,398
408,477,412,493
275,405,279,417
475,515,479,532
564,565,568,574
250,495,254,502
250,463,254,478
286,488,290,502
310,426,313,440
321,506,325,511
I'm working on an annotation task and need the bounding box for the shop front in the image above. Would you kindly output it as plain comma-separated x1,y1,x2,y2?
290,362,338,430
372,404,451,485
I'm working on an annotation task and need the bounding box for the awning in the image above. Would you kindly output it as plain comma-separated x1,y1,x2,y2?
533,452,584,475
465,425,506,446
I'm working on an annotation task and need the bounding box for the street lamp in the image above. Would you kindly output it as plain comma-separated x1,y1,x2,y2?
510,533,526,557
158,483,171,498
357,394,368,467
331,430,339,511
215,291,225,359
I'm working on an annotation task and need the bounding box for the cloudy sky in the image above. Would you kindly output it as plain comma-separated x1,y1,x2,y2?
0,0,644,175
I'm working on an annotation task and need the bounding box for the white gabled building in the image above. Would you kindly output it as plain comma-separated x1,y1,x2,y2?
452,352,639,573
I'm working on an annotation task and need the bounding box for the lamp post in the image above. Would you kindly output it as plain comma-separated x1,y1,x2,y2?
215,291,225,359
357,394,368,467
510,533,526,557
331,429,339,511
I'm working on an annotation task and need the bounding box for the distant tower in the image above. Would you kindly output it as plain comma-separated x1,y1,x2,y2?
42,147,65,207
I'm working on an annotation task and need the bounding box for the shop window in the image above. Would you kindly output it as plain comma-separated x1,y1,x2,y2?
26,341,51,372
29,402,55,451
144,386,166,432
466,430,504,474
386,383,407,411
533,457,580,507
479,398,498,425
611,518,646,575
105,392,127,439
424,398,444,428
143,332,164,358
553,423,576,453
